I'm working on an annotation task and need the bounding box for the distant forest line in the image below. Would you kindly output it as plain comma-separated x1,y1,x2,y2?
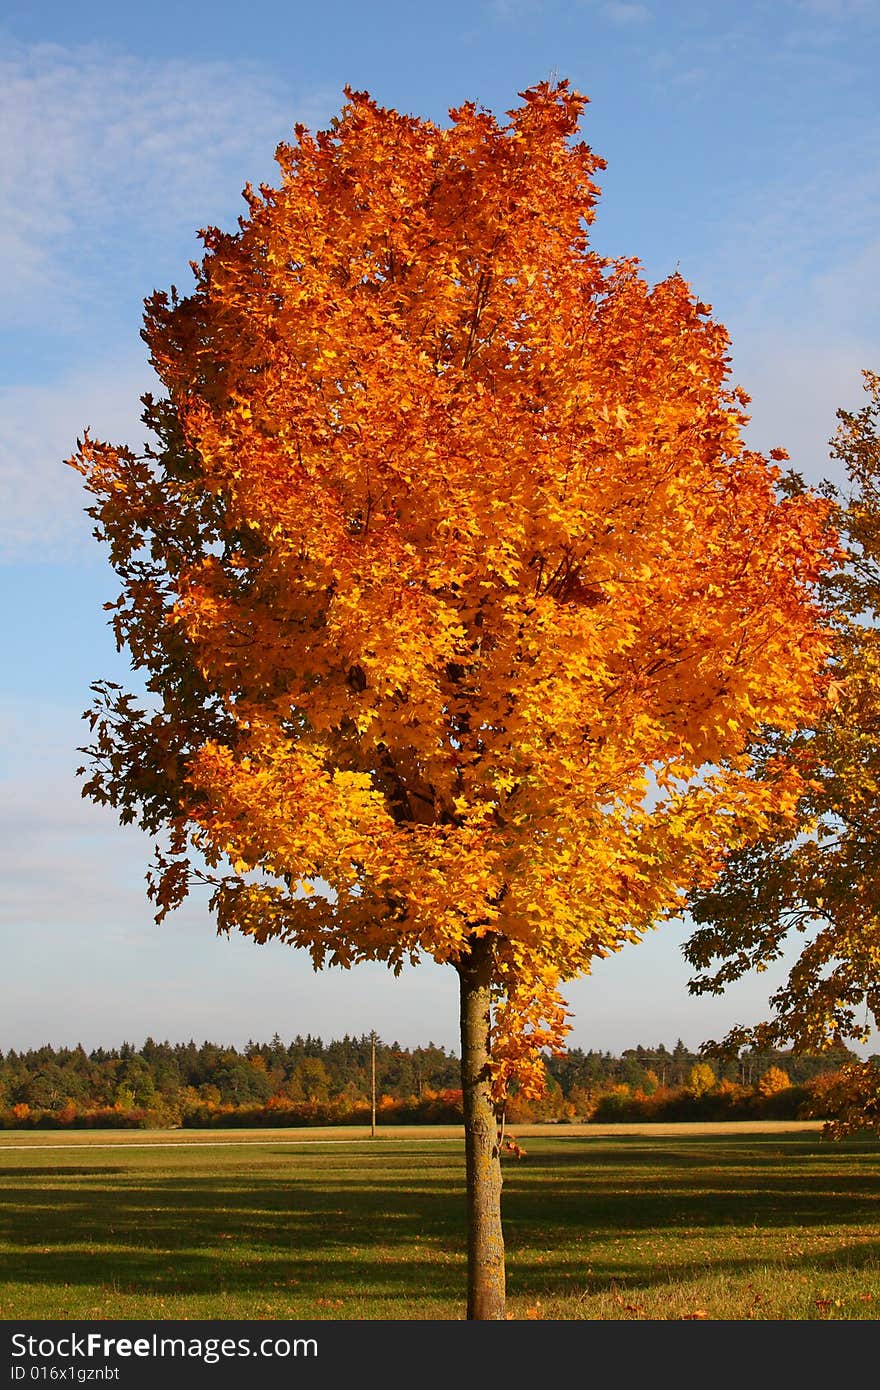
0,1034,867,1129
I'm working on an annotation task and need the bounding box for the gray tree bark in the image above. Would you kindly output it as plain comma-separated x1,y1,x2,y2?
458,935,506,1320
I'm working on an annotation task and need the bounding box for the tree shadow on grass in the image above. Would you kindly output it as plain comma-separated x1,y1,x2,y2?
0,1133,877,1306
0,1167,127,1178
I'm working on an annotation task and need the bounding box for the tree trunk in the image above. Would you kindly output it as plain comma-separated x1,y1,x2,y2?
458,936,506,1320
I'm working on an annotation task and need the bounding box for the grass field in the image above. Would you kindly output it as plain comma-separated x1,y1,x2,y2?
1,1122,878,1320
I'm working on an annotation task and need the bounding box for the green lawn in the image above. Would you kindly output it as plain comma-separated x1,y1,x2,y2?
1,1124,878,1320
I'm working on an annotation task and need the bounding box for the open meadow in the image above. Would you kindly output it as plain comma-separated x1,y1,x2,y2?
1,1122,878,1320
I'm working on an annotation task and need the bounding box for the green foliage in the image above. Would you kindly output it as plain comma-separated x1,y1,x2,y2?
589,1080,816,1124
0,1036,859,1129
0,1035,460,1125
685,372,880,1064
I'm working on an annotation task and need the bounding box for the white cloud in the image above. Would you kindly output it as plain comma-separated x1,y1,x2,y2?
0,354,155,558
707,188,879,483
682,132,880,486
733,331,872,487
487,0,546,19
790,0,877,17
0,738,155,931
0,39,336,328
600,1,652,23
489,0,651,27
0,40,339,560
0,698,462,1053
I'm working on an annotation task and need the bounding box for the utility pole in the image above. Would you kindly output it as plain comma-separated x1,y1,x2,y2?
370,1031,377,1139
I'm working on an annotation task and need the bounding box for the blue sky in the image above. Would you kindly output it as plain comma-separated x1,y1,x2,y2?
1,0,878,1057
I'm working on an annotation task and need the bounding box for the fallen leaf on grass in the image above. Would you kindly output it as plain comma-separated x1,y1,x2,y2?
612,1290,644,1316
814,1298,841,1315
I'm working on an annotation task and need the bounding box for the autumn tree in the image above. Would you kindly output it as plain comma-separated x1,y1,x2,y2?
685,1062,716,1098
71,83,834,1318
685,371,880,1135
757,1065,791,1097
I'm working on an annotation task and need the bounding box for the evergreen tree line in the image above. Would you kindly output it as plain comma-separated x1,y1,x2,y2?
0,1034,459,1114
546,1041,861,1093
0,1034,865,1129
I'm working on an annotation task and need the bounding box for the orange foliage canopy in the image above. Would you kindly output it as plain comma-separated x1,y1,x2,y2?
72,83,835,1095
